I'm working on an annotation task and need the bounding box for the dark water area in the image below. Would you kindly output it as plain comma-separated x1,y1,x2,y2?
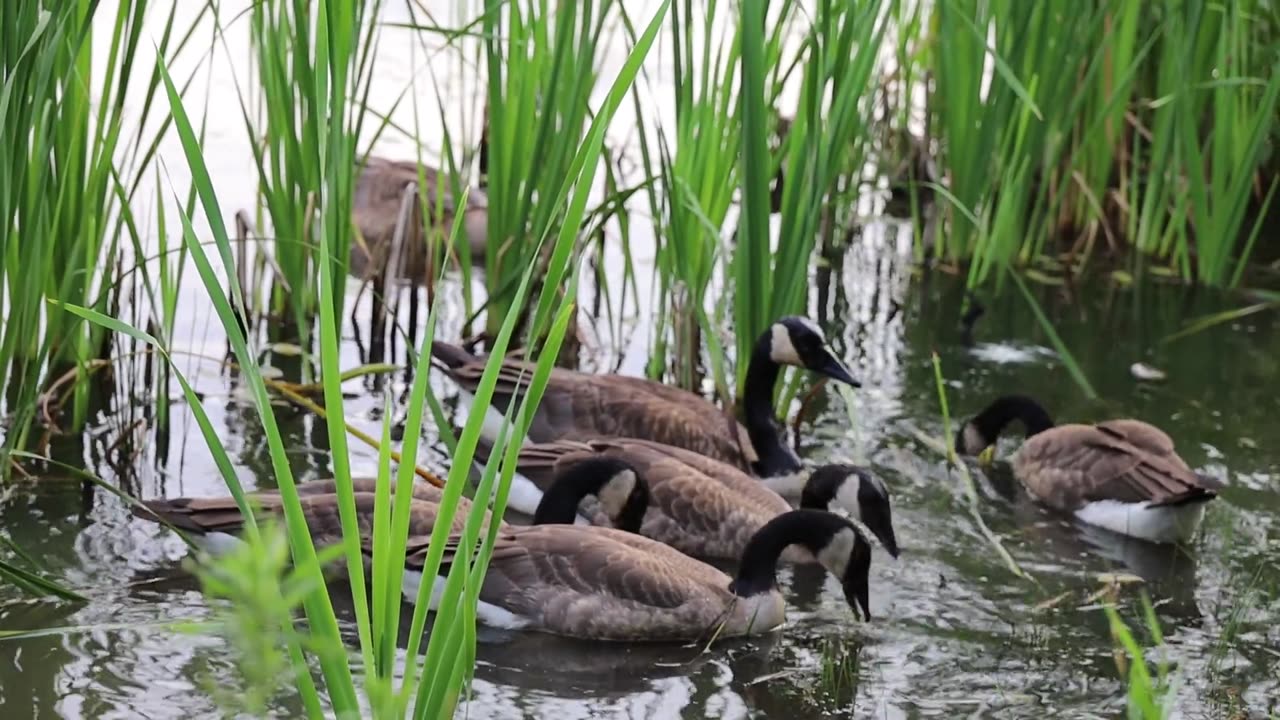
2,225,1279,718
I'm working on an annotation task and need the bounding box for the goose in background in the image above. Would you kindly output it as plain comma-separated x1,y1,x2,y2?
350,156,488,282
954,394,1223,544
430,316,859,479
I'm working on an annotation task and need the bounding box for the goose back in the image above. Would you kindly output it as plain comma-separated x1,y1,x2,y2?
1014,421,1216,511
508,438,798,560
434,345,758,470
404,524,785,641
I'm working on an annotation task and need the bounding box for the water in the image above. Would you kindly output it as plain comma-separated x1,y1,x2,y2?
4,1,1280,717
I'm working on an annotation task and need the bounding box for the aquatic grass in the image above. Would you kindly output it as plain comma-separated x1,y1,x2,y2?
0,0,203,464
743,0,889,402
58,3,670,717
478,0,613,340
241,0,384,346
1105,594,1176,720
928,351,1033,582
923,0,1279,288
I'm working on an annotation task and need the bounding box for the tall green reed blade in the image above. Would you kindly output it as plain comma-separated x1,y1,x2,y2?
480,0,612,340
157,56,361,716
735,0,773,385
0,0,198,467
245,0,382,346
405,5,669,716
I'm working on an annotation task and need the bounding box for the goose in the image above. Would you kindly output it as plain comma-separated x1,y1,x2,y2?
485,437,899,559
131,457,647,561
431,316,859,479
954,394,1223,544
350,156,487,282
399,506,874,641
138,463,877,642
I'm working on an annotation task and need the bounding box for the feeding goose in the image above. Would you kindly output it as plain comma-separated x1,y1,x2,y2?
131,457,647,561
954,394,1223,544
483,437,899,559
137,463,876,642
400,505,875,641
431,316,859,478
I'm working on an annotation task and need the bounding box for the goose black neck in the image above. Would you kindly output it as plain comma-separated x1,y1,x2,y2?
729,510,846,598
532,461,609,526
973,395,1056,441
743,331,800,476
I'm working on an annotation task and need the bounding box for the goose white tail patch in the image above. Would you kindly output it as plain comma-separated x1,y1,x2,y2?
502,471,546,516
455,389,525,449
1074,500,1206,544
192,532,245,556
403,570,531,630
760,470,810,497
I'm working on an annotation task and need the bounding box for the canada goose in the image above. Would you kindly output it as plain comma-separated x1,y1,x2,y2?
349,156,488,281
954,394,1223,544
431,316,859,478
131,457,648,560
399,507,874,641
485,438,899,559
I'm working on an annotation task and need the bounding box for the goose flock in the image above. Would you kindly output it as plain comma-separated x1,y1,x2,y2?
135,316,1223,644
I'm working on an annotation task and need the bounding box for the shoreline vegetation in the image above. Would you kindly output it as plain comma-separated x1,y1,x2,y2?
1,0,1277,717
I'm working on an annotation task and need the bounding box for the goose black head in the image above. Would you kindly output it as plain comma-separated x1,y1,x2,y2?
533,457,650,533
809,513,874,622
802,465,899,558
766,316,860,388
731,510,874,622
954,395,1056,456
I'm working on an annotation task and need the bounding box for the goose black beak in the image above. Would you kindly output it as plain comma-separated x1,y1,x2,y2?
844,573,871,622
814,350,860,388
879,528,900,560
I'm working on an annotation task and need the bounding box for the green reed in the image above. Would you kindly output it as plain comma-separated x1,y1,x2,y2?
925,0,1279,289
60,2,668,716
243,0,382,347
0,0,202,464
479,0,613,340
1105,594,1176,720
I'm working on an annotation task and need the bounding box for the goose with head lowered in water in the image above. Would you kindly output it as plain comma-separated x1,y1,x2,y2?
954,394,1223,544
430,316,859,480
483,437,899,560
134,460,877,642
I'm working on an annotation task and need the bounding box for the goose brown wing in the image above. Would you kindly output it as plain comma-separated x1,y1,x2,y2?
440,354,756,468
1017,424,1215,510
487,526,732,640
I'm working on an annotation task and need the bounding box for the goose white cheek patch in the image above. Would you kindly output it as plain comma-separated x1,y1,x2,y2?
769,324,802,365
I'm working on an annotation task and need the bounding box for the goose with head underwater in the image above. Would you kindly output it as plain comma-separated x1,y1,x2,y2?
135,460,877,641
398,469,877,641
130,457,649,563
954,394,1223,544
482,436,899,560
430,316,859,479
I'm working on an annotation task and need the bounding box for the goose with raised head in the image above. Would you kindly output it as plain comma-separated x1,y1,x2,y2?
131,457,648,560
954,394,1223,544
431,316,859,478
485,437,899,559
400,506,875,641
